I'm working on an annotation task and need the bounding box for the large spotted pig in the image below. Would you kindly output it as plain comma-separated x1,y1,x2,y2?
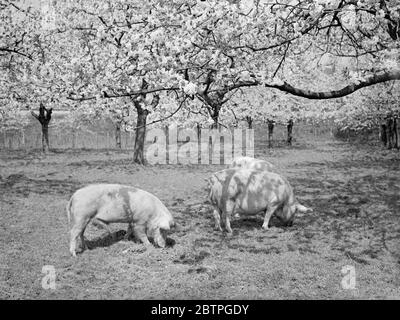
208,169,312,233
66,184,175,256
230,156,276,173
228,156,279,220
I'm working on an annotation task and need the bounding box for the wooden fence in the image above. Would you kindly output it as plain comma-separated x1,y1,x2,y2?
0,123,335,150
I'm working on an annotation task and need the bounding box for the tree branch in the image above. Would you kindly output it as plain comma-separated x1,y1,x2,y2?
264,70,400,99
67,86,180,101
0,48,33,60
134,97,188,130
224,70,400,100
31,111,39,120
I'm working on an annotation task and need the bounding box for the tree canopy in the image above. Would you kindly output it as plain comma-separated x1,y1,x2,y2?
1,0,399,130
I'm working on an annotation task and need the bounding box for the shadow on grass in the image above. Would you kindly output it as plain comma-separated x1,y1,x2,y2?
0,173,81,196
85,229,176,251
230,216,290,230
227,243,281,255
85,230,127,250
173,250,211,265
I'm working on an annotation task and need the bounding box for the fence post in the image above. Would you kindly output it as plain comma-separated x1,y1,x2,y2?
72,128,76,149
20,129,24,149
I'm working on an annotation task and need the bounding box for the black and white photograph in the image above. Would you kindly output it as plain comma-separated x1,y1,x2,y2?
1,0,399,304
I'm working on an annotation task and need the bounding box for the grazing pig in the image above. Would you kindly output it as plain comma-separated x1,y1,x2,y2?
230,156,276,173
208,169,312,233
66,184,175,256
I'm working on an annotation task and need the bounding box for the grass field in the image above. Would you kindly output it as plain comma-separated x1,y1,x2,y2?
0,136,399,299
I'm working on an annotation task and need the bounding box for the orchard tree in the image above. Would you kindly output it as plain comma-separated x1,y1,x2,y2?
222,86,318,147
31,102,52,152
177,0,400,118
333,81,400,148
186,0,400,145
0,1,42,63
104,99,133,149
42,0,200,163
150,0,400,127
45,0,274,161
5,0,400,159
0,1,64,153
224,0,400,98
1,1,46,126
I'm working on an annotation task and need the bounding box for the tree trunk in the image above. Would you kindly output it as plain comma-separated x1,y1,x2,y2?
72,128,76,149
246,116,253,129
395,117,400,149
131,86,160,164
196,122,201,138
31,103,52,154
209,107,220,129
42,124,49,153
380,123,388,147
392,116,399,149
386,113,397,150
267,119,275,148
133,109,148,164
287,119,293,146
211,115,219,129
115,122,122,149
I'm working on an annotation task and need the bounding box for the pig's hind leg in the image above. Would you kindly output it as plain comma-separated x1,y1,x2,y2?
70,215,92,256
92,217,115,241
124,222,134,241
222,199,236,234
262,204,279,230
212,207,223,231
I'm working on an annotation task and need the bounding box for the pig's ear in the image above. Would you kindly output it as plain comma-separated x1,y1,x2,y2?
170,219,177,229
296,203,313,213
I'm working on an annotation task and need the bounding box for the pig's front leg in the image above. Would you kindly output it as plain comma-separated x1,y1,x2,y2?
133,224,151,246
124,222,134,241
262,205,278,230
152,228,166,248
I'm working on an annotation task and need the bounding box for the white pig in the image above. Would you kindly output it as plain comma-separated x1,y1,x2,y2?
66,184,175,256
208,168,312,233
